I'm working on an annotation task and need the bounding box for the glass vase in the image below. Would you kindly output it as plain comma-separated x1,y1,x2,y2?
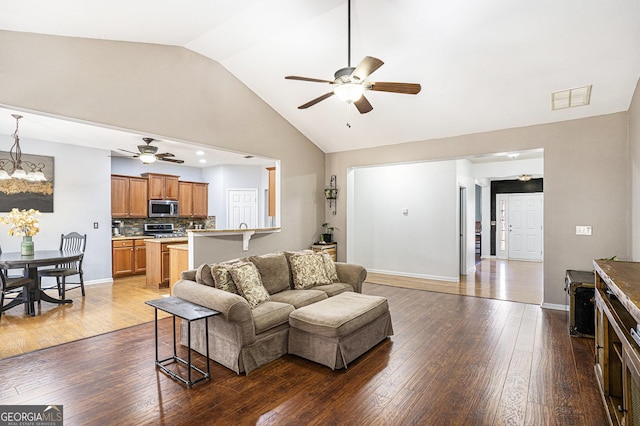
21,235,34,256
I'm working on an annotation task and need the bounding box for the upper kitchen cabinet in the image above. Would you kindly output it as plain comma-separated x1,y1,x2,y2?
179,181,208,218
143,173,179,200
111,175,148,218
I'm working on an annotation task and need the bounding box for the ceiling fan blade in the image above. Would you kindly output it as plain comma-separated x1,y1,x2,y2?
370,82,422,95
350,56,384,82
354,95,373,114
118,148,139,155
155,152,175,158
159,157,184,164
285,76,333,84
298,92,335,109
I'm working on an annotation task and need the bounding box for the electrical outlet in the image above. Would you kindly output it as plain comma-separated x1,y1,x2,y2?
93,222,99,229
576,225,592,236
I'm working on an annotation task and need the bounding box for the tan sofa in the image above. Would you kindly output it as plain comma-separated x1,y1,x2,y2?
173,251,368,374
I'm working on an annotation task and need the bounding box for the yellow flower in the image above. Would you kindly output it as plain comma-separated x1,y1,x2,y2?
0,208,41,237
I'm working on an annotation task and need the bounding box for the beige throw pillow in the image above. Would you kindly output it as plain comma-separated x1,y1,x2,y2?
211,264,239,294
195,263,216,287
321,252,339,282
289,252,331,289
228,262,270,308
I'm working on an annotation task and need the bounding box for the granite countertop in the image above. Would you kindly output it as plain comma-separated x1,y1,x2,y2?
188,227,280,234
111,235,153,241
145,237,189,244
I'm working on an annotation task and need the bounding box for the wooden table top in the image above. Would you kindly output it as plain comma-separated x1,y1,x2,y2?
593,260,640,324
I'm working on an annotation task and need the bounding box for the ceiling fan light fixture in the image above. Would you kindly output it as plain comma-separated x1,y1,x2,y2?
333,83,365,103
139,153,157,164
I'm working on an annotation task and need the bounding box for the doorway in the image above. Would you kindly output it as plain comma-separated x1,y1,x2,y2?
496,193,543,261
227,189,258,228
459,186,466,275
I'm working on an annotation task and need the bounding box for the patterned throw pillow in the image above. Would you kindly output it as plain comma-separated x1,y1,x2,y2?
211,263,239,294
321,252,339,282
227,262,270,308
289,252,331,289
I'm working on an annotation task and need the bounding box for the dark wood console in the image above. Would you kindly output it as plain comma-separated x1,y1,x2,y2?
594,260,640,425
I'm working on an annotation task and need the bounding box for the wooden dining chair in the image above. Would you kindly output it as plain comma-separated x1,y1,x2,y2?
1,268,33,321
38,232,87,300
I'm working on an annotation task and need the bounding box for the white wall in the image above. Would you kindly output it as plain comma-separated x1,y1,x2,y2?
349,161,459,281
0,136,112,283
111,157,204,182
456,159,477,275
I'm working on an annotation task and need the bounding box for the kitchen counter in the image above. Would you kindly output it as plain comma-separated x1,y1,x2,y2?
144,237,188,244
112,235,152,241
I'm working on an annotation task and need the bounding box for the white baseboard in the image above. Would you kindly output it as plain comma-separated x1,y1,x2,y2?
367,269,459,283
85,278,114,286
541,302,568,311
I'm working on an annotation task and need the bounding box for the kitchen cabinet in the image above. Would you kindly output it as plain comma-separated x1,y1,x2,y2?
142,173,179,200
168,244,189,295
111,175,148,218
112,238,148,277
146,238,187,288
178,181,208,218
267,166,276,217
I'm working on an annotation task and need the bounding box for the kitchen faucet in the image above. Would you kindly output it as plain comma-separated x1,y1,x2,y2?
239,222,248,229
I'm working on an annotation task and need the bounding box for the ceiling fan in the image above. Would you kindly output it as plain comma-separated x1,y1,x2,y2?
285,0,421,114
119,138,184,164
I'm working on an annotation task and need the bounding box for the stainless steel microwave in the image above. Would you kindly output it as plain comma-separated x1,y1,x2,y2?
148,200,179,217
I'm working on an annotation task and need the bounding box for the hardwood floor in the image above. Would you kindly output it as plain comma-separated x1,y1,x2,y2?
367,258,543,305
0,275,169,359
0,281,605,425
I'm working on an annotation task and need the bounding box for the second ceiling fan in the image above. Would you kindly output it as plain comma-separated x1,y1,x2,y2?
285,0,421,114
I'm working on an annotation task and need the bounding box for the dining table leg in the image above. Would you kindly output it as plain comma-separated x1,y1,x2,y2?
28,266,73,308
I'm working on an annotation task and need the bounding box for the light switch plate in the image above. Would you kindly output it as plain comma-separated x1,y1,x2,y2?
576,225,592,235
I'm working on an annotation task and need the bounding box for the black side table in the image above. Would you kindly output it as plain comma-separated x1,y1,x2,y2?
145,297,220,388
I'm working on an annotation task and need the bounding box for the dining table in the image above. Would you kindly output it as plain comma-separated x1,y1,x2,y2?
0,249,83,316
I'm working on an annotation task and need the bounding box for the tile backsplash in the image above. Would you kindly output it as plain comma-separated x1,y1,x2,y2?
113,216,216,236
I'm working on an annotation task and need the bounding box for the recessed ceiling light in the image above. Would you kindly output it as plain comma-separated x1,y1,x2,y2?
195,150,205,156
507,153,520,159
552,85,592,110
199,159,207,164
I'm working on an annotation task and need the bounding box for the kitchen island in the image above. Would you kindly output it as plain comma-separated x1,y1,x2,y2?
145,237,188,289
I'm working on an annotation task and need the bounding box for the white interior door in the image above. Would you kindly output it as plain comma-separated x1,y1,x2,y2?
508,193,543,261
227,189,258,229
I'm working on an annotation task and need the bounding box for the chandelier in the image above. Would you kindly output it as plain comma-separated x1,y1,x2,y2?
0,114,47,181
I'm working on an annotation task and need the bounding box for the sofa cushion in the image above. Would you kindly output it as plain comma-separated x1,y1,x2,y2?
320,252,339,282
195,263,215,287
228,262,270,308
289,252,331,289
248,252,291,295
211,264,239,294
251,301,295,334
269,289,328,309
313,282,354,297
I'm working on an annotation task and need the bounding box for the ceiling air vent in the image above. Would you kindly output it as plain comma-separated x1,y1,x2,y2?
552,85,592,110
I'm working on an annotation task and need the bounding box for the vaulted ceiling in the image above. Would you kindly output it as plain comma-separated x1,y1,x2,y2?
0,0,639,155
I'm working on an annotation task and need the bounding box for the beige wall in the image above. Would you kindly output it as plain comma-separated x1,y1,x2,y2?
0,30,325,259
327,112,630,306
631,79,640,260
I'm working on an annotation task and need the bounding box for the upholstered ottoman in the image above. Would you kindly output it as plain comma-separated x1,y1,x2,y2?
288,292,393,370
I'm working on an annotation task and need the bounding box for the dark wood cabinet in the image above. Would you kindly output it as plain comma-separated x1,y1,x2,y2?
111,175,148,218
594,260,640,425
